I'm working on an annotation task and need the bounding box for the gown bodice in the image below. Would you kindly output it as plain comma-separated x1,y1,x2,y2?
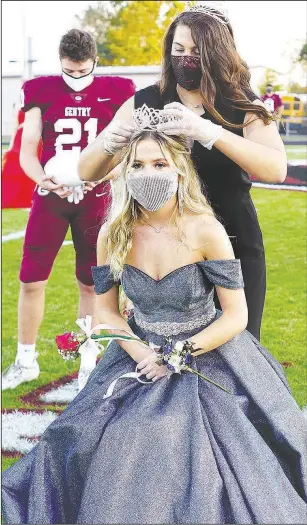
92,259,244,339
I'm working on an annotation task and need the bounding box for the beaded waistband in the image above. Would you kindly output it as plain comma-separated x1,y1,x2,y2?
133,308,216,336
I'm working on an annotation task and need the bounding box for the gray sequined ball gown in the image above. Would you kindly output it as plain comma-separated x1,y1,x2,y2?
2,260,307,524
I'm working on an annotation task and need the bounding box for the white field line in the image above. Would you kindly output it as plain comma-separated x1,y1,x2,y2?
2,230,26,242
2,230,73,245
286,147,307,152
252,182,306,192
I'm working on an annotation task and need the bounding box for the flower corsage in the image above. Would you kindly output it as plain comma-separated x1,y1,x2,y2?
155,337,232,394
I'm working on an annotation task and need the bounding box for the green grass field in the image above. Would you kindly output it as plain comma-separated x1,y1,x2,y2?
2,187,307,472
284,145,307,161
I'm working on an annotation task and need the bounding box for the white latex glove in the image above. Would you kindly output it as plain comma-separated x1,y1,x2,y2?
103,120,135,156
66,185,85,204
157,102,223,150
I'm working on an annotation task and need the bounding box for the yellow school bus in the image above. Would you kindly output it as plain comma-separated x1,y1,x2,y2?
281,94,307,133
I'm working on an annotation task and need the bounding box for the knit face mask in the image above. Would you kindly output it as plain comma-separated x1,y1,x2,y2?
126,171,179,211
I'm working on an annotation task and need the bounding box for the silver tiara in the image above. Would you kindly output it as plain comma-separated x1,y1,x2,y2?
132,104,179,131
185,1,229,26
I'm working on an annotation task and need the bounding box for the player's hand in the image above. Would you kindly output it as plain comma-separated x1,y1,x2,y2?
66,185,85,204
103,120,135,156
40,175,73,198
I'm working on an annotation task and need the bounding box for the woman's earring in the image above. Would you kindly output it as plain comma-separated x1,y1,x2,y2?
178,183,184,215
132,199,137,220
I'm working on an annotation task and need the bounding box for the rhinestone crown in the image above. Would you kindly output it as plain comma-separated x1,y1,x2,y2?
132,104,180,131
185,1,229,25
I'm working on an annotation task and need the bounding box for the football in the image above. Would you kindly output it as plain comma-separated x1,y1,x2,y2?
44,149,82,187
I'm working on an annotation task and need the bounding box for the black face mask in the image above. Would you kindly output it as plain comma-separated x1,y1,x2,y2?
171,55,202,91
266,87,273,93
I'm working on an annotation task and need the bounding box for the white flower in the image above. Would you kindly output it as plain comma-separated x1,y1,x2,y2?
168,354,182,373
174,341,184,353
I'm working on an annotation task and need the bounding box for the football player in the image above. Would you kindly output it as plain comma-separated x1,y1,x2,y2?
2,29,135,391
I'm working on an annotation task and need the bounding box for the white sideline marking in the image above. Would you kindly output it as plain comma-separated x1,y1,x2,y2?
252,182,307,192
286,147,306,153
2,411,58,453
2,230,73,246
288,159,307,166
2,230,26,242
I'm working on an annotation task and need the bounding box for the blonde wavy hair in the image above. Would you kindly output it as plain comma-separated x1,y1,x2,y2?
104,130,214,280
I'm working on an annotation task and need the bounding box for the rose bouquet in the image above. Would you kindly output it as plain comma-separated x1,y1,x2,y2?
55,323,144,362
55,332,84,361
55,316,149,391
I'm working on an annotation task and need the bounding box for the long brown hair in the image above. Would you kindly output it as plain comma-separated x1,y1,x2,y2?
160,10,274,129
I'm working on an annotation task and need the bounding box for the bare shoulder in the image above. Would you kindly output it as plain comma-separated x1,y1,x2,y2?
186,211,223,233
185,212,235,260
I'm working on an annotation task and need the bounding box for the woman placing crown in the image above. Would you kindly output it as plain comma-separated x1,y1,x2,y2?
2,119,306,524
78,1,287,342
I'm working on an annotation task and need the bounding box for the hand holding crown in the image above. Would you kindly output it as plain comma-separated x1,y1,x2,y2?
158,102,223,150
102,103,224,157
102,105,182,156
103,120,135,156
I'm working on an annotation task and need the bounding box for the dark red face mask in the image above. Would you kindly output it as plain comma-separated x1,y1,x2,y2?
171,55,202,91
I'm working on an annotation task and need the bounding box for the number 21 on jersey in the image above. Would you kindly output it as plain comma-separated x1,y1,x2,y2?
54,118,98,153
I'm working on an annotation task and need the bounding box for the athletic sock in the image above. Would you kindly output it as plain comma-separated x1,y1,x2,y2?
15,342,37,367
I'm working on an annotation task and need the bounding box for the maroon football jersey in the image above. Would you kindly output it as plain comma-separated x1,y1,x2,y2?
261,93,283,113
21,75,136,176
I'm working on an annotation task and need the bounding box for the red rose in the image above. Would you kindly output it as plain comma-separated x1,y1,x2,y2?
55,332,80,352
